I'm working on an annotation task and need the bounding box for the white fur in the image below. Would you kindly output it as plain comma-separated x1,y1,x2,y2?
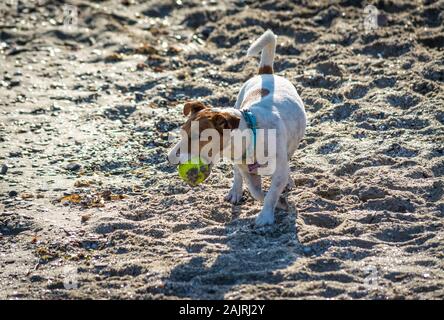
247,29,277,68
226,30,306,226
169,30,307,226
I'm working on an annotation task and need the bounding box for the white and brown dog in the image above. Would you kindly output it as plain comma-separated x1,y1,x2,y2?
169,30,306,226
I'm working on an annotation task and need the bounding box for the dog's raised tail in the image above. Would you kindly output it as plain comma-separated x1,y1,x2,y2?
247,29,277,74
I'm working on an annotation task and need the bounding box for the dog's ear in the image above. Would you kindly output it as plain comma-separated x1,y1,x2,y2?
183,101,207,116
213,113,240,131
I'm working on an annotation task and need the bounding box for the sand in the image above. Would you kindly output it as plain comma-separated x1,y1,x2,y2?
0,0,443,299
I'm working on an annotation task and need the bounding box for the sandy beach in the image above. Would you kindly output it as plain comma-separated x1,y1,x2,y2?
0,0,443,299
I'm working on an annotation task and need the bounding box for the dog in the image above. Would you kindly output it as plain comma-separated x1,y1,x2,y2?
168,29,306,226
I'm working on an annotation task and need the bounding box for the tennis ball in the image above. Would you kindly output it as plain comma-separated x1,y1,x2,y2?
178,157,211,187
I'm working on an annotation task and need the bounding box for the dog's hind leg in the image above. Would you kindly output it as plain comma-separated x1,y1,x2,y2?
255,159,289,226
275,174,293,212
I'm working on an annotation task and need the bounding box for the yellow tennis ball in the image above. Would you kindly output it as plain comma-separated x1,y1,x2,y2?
178,157,211,187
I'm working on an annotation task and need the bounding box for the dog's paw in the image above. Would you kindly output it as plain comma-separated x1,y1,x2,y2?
224,187,243,204
255,211,275,226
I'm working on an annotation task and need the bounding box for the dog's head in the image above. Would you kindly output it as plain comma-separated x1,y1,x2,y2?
168,101,240,166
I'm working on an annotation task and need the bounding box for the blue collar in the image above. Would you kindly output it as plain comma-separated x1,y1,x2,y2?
241,110,262,172
241,110,257,148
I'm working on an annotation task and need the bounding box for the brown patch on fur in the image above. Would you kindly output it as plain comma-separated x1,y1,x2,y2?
212,112,240,132
241,88,270,109
258,65,273,74
181,110,240,156
183,101,207,116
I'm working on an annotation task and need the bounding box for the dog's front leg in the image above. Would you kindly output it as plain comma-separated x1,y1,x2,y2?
255,160,289,226
243,172,264,202
235,165,264,202
225,165,243,204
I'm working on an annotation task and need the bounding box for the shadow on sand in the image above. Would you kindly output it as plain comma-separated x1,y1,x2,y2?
164,201,302,299
163,74,302,299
